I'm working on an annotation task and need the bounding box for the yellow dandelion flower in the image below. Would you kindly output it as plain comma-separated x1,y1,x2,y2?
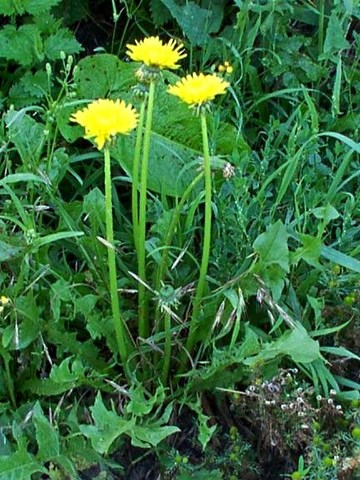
126,36,187,70
168,72,229,107
71,99,138,150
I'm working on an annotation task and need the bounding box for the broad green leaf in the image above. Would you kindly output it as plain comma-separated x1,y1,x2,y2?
0,24,44,65
59,54,243,196
44,28,82,60
253,221,289,272
292,234,322,268
23,0,61,15
129,423,180,448
0,447,46,480
80,393,135,454
113,130,201,197
5,110,45,164
322,12,350,57
126,383,165,416
311,204,340,223
33,402,60,460
83,188,106,226
50,357,86,383
246,325,320,365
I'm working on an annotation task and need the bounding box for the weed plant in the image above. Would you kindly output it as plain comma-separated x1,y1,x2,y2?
0,0,359,479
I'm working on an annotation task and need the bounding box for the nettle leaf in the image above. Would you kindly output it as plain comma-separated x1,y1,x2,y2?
0,0,62,16
33,402,60,460
0,24,44,65
150,0,172,26
44,28,82,60
159,0,224,45
9,70,50,108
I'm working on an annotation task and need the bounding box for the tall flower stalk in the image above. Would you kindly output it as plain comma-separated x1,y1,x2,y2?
168,72,229,357
137,80,155,338
132,100,146,250
104,145,129,363
185,112,212,352
126,36,187,340
71,99,138,366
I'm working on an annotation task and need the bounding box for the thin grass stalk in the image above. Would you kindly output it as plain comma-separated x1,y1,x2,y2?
185,113,212,354
104,146,128,365
132,101,146,251
138,80,156,339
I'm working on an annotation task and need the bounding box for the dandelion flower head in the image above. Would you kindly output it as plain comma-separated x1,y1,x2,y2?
71,99,138,150
168,72,229,107
126,36,187,70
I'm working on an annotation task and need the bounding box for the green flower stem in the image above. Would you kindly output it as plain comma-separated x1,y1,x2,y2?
161,311,171,385
104,146,128,365
185,113,212,354
132,100,146,250
138,80,156,339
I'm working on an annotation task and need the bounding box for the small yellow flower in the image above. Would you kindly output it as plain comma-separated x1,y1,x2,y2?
168,72,229,107
71,99,138,150
126,36,187,70
0,295,9,305
218,61,233,74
